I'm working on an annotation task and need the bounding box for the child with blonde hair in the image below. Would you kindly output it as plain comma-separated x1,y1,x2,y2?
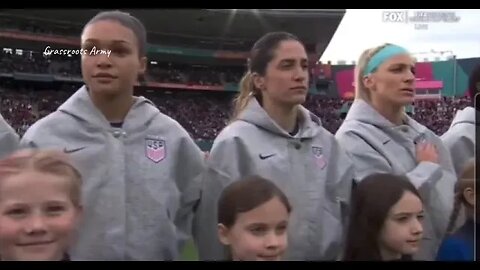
0,149,83,261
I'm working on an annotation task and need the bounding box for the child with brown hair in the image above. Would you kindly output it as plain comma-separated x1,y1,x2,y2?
0,149,83,261
436,158,475,261
217,175,292,261
344,173,425,261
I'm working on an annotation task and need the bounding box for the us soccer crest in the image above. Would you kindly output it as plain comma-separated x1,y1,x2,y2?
145,138,166,163
312,146,327,169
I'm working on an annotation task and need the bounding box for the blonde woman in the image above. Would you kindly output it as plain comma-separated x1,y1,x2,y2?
335,43,456,260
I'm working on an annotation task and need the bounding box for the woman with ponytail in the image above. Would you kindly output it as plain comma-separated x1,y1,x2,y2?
436,159,476,261
194,32,355,261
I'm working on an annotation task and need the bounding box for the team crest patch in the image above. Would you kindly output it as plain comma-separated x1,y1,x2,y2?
145,138,166,163
312,146,327,169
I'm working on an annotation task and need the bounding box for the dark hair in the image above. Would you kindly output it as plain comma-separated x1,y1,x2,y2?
82,10,147,57
469,64,480,104
218,175,291,228
232,32,302,119
344,173,422,261
445,158,475,235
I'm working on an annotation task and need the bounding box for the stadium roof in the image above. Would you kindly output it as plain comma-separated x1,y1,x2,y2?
0,9,344,54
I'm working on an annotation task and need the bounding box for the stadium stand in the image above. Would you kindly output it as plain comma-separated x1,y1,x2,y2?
0,11,475,143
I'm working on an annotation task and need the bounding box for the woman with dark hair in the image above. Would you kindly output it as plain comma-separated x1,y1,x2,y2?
194,31,354,261
20,10,204,260
217,175,291,261
344,173,425,261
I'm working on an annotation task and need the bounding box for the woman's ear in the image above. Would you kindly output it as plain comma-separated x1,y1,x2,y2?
252,72,265,91
363,74,375,91
463,187,475,207
218,223,231,246
138,56,147,76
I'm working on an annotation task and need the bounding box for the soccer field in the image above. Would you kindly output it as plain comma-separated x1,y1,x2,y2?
181,239,199,261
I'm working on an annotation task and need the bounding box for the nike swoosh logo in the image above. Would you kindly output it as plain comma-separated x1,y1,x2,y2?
64,146,86,154
259,154,276,160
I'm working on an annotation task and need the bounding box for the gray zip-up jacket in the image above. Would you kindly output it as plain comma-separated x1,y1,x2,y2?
0,113,19,159
193,98,355,261
335,99,456,261
20,86,204,260
441,106,475,177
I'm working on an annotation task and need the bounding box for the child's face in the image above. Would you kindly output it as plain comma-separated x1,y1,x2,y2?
378,191,424,260
0,171,81,261
218,196,289,261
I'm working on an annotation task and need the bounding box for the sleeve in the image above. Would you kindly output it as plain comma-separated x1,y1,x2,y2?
328,140,356,260
335,131,443,192
0,114,20,158
436,238,465,261
173,133,206,254
192,136,255,261
337,131,456,239
441,132,474,178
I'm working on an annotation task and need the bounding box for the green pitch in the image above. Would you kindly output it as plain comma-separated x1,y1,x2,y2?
181,239,199,261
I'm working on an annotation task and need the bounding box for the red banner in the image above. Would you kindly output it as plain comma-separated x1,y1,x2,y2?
0,30,79,46
415,80,443,89
145,82,224,91
214,51,249,59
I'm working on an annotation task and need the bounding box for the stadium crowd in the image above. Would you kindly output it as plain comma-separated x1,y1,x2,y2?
1,50,471,139
0,81,470,139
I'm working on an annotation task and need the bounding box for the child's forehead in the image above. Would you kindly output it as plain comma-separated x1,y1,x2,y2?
388,192,423,215
0,171,72,193
234,197,289,225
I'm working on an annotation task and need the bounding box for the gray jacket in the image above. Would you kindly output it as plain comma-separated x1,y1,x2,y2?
21,86,204,260
194,98,355,261
441,106,475,177
0,113,19,159
335,99,456,261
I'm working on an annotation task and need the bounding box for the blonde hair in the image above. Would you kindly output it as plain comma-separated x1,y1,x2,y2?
354,43,393,101
445,158,475,234
0,149,83,206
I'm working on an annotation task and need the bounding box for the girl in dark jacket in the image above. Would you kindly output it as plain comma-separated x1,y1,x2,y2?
436,159,475,261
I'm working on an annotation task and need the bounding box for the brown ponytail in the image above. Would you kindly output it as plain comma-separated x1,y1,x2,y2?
445,158,475,235
445,194,463,234
232,72,255,120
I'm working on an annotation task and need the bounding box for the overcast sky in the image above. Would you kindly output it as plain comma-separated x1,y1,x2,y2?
320,9,480,63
